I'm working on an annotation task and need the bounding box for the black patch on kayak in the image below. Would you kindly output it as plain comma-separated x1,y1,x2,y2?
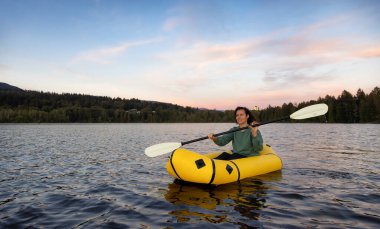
195,159,206,169
226,164,233,174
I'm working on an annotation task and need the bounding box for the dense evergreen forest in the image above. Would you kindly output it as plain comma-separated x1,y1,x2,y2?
0,82,379,123
258,87,380,123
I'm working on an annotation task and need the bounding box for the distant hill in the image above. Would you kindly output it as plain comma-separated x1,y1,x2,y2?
0,82,24,92
0,83,234,123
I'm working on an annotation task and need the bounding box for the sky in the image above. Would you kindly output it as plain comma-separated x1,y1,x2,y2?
1,0,379,110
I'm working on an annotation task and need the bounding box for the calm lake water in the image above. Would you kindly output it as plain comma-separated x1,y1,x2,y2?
1,123,379,228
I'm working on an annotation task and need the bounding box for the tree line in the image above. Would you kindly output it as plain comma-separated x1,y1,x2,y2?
0,86,379,123
257,87,380,123
0,90,234,123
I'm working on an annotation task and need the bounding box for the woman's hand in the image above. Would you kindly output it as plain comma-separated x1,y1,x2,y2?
249,121,259,137
208,133,217,142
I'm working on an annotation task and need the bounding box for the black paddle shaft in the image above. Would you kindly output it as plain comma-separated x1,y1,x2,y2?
181,116,289,146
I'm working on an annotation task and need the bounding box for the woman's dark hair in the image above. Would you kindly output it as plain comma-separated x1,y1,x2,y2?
234,106,255,124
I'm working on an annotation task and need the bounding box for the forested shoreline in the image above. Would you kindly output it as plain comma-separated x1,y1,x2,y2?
0,83,379,123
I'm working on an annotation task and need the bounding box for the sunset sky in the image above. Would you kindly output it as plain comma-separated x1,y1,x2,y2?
1,0,379,110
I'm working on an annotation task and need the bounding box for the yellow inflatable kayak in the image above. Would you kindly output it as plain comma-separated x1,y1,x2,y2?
166,144,282,185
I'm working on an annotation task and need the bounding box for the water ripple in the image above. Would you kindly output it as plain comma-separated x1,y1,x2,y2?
0,123,379,228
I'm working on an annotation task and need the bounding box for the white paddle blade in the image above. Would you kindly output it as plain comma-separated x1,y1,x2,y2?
290,103,328,120
144,142,182,157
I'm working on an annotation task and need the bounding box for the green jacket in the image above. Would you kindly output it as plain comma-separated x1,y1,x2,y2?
215,127,263,157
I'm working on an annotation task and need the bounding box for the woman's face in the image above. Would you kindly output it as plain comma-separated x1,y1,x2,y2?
235,109,249,125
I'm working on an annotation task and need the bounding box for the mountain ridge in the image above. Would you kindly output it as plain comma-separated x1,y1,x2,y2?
0,82,24,92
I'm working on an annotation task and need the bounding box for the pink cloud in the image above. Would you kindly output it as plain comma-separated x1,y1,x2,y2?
157,14,362,70
355,46,380,58
148,12,378,110
70,38,161,64
163,17,182,31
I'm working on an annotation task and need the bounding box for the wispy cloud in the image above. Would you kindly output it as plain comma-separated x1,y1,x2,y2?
163,17,182,32
262,68,333,89
163,9,377,63
156,39,261,68
148,11,379,108
355,46,380,58
70,38,161,64
162,1,230,43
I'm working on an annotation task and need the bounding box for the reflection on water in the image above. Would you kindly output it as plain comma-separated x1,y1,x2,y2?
165,171,282,227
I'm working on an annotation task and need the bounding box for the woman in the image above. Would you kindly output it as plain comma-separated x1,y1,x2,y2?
208,106,263,160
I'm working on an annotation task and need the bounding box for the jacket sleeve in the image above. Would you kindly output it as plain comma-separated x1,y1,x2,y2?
215,128,235,146
251,130,263,152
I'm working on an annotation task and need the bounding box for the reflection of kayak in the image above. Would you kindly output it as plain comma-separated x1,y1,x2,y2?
165,171,282,211
166,144,282,185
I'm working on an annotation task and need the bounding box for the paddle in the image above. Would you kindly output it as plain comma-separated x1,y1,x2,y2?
145,103,328,157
